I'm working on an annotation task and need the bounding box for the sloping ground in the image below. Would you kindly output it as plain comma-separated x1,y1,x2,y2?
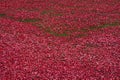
0,0,120,80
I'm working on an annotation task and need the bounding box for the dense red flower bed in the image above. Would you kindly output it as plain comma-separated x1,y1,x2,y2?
0,0,120,80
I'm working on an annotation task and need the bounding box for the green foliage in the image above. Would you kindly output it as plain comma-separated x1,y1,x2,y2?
90,22,120,30
19,18,40,23
45,28,68,37
41,10,54,15
0,13,6,17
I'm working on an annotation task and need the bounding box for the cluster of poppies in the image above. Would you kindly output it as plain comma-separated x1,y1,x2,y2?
1,0,120,36
0,0,120,80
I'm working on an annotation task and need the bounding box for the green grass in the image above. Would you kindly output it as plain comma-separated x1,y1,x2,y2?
75,33,87,38
97,22,120,28
0,13,6,17
54,32,68,37
19,18,40,23
41,9,63,17
81,28,89,32
89,22,120,30
41,9,54,15
50,13,63,17
45,28,68,37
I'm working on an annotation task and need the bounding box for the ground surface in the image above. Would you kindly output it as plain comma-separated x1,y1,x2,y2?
0,0,120,80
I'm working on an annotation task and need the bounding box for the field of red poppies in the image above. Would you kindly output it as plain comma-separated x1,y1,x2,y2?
0,0,120,80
